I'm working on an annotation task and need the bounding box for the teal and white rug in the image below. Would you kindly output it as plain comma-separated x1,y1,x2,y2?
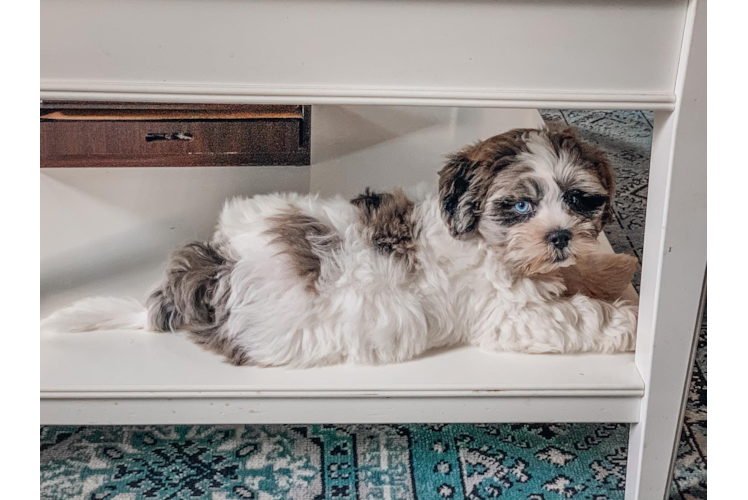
41,110,706,499
42,424,631,499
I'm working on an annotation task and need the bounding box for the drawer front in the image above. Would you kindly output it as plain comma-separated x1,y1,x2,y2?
41,103,310,167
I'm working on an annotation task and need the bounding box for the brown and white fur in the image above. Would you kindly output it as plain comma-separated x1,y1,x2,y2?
42,126,638,367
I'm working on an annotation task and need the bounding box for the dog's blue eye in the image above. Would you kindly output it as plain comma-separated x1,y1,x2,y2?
514,201,532,213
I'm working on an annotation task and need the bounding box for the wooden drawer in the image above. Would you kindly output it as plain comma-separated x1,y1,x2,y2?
40,102,311,167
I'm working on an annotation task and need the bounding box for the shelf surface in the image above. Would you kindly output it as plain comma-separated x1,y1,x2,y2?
41,324,643,424
42,333,642,398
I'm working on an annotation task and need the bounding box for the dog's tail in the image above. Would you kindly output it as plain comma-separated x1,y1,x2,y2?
42,241,234,335
41,297,150,332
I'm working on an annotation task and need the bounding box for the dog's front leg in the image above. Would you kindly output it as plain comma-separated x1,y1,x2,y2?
478,296,638,354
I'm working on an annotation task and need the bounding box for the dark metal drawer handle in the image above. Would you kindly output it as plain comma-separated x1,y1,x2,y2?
145,132,193,142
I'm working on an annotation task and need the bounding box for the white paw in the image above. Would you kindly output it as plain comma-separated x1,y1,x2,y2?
607,302,638,351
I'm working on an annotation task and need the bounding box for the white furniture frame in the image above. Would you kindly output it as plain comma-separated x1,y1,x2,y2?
40,1,706,498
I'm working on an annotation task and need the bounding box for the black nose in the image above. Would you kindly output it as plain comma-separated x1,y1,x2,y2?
547,229,572,250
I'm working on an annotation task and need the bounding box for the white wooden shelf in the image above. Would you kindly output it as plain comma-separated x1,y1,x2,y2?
41,333,643,425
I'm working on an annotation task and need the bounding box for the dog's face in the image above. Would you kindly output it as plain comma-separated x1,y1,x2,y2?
438,126,615,276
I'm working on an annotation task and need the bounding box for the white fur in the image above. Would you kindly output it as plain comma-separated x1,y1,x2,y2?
42,297,147,332
44,190,637,367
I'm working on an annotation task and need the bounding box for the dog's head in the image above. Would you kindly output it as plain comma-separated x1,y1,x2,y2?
438,125,614,276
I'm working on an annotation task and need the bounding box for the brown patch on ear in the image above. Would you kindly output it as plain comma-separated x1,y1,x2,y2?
265,209,341,291
351,188,418,270
559,253,638,302
545,124,617,226
438,129,531,239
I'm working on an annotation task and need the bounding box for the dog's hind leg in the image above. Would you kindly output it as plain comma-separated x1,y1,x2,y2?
147,241,250,365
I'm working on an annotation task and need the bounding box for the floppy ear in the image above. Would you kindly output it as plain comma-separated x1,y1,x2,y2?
546,123,616,227
599,158,616,226
438,149,484,239
438,130,529,239
575,135,616,227
601,191,615,226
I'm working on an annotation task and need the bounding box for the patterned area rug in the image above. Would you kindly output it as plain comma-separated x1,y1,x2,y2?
40,110,706,500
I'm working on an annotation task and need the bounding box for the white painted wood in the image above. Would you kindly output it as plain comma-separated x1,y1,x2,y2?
40,0,687,109
40,85,676,111
41,329,642,397
42,283,641,395
42,397,642,426
624,0,706,498
310,106,544,199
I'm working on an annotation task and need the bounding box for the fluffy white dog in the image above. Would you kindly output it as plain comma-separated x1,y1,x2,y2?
43,126,638,367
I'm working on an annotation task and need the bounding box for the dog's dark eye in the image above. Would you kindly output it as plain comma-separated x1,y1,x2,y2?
564,190,608,215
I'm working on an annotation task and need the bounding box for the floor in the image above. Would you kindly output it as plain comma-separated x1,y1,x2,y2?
40,110,706,500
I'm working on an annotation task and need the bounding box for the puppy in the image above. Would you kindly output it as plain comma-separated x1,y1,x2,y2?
43,126,638,367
